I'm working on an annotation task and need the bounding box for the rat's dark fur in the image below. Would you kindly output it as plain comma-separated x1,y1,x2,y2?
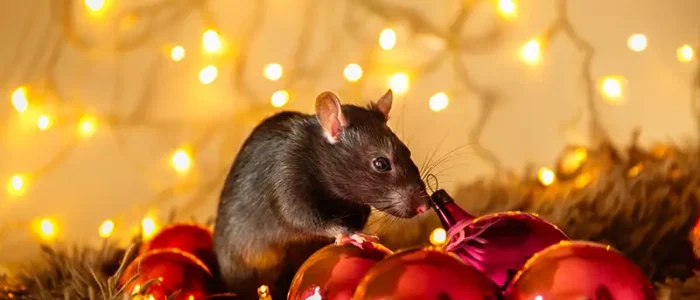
213,90,429,299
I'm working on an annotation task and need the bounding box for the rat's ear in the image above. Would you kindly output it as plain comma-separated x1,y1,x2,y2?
376,89,393,121
315,91,347,143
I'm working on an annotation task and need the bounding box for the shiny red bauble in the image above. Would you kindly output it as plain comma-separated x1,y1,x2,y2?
140,223,217,271
445,211,569,288
352,247,501,299
120,248,214,300
505,241,656,300
288,242,393,300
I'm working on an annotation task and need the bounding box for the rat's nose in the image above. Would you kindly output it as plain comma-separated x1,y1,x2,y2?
413,190,431,215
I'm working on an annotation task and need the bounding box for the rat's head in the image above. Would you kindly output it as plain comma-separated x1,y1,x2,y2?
314,90,430,218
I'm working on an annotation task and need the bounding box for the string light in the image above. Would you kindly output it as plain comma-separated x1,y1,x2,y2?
559,147,588,175
84,0,105,13
271,90,289,108
78,115,97,137
199,65,218,84
263,63,283,81
497,0,517,18
429,92,449,112
170,148,192,174
537,167,556,186
11,86,28,114
429,228,447,246
388,72,410,94
258,285,271,300
7,174,25,196
202,29,222,53
98,220,115,238
627,34,647,52
343,64,363,82
141,217,158,240
170,46,185,62
520,39,541,65
599,75,624,103
37,114,51,131
379,28,397,50
38,219,57,241
677,44,695,62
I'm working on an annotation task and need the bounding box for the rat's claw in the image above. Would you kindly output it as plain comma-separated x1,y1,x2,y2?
350,233,379,244
335,233,379,250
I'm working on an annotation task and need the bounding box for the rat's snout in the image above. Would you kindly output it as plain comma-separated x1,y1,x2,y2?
378,188,431,218
413,189,431,215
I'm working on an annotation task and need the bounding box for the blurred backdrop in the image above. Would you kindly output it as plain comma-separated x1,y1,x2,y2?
0,0,698,271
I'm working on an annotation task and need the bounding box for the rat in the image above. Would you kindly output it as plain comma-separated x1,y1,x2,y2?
212,89,430,299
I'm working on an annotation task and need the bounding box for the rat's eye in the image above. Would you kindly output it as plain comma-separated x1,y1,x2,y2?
372,157,392,172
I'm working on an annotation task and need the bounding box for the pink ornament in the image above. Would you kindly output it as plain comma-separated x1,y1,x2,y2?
288,242,393,300
505,240,656,300
445,211,569,288
352,247,501,299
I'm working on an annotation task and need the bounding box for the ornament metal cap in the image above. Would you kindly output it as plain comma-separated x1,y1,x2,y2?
430,189,454,207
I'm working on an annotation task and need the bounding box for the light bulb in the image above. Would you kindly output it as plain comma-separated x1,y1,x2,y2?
202,30,222,53
37,115,51,130
38,219,57,241
379,28,397,50
343,64,363,82
7,175,25,196
170,45,185,62
79,116,97,137
600,76,624,103
263,63,283,81
199,65,218,84
141,217,158,239
171,149,192,174
429,92,449,112
388,73,410,95
627,34,647,52
85,0,105,13
271,90,289,108
677,44,695,62
537,167,555,186
497,0,517,18
99,220,115,238
11,86,28,114
429,228,447,245
520,39,541,65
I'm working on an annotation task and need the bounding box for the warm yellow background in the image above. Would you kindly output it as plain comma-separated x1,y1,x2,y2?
0,0,698,270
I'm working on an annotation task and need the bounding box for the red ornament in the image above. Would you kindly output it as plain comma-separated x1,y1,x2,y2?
352,247,501,299
288,242,393,300
120,248,214,300
140,223,217,271
445,211,569,288
505,241,656,300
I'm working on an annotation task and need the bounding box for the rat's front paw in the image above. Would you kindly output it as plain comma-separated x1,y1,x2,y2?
334,233,379,249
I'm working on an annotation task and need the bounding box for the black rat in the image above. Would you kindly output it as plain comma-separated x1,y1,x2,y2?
212,89,430,299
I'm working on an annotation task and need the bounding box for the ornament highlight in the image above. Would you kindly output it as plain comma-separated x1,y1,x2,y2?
505,241,656,299
353,247,501,299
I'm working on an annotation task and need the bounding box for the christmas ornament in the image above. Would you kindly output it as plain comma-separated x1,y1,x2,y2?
352,247,501,299
288,241,392,300
505,240,656,299
120,248,214,300
140,223,217,271
431,189,569,288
